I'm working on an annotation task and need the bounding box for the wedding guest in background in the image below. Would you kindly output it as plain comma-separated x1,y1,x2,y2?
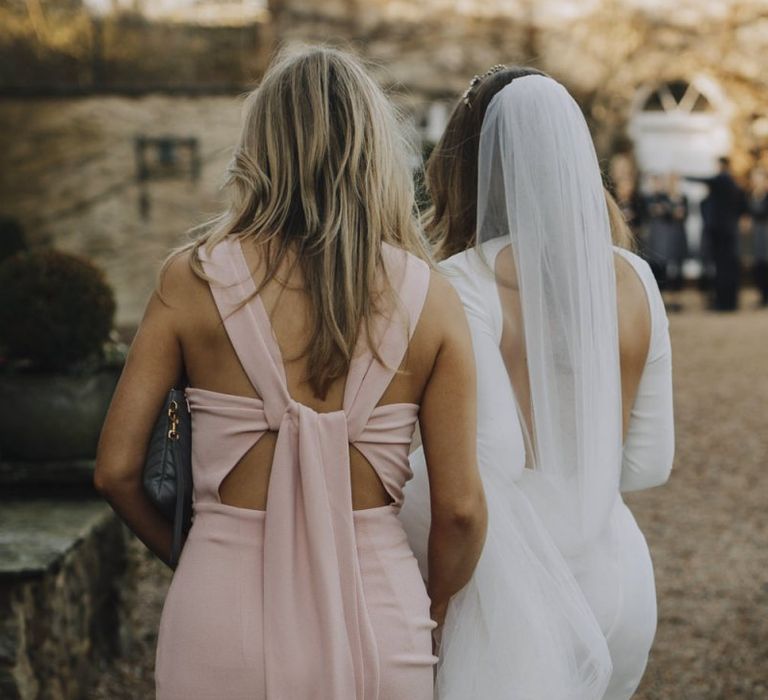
747,167,768,307
685,157,746,311
698,191,716,297
664,172,689,309
643,173,673,289
615,177,645,239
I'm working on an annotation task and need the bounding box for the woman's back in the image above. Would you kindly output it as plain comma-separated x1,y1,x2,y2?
495,246,657,445
165,237,441,511
439,240,672,483
153,236,450,699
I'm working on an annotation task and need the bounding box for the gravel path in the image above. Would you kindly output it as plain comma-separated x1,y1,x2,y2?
631,290,768,700
89,290,768,700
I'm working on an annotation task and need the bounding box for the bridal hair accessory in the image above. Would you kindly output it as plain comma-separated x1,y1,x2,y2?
462,64,507,108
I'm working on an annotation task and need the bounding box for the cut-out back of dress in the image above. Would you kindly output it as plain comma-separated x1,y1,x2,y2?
184,236,430,700
186,237,429,513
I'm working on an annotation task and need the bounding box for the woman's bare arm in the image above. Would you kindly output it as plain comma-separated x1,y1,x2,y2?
419,273,488,627
616,254,675,491
94,258,188,566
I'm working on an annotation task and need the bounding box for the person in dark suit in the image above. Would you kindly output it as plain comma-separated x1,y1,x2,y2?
747,168,768,306
686,157,746,311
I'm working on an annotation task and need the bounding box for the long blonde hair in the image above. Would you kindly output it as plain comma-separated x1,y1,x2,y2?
170,46,430,398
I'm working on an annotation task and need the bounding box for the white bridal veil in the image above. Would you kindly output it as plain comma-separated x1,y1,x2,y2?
477,75,624,555
401,75,622,698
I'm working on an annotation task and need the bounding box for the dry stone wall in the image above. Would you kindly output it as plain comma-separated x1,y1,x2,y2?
0,500,127,700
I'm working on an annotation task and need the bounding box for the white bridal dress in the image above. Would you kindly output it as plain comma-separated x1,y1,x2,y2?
400,76,674,700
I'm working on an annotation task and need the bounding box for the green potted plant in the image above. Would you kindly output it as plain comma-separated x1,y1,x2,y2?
0,249,126,461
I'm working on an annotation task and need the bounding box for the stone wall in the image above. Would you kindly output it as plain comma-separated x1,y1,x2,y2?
0,95,243,326
0,1,275,327
272,0,768,163
0,1,272,92
271,0,533,102
0,500,127,700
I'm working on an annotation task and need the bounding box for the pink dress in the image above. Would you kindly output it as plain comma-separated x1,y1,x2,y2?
155,238,437,700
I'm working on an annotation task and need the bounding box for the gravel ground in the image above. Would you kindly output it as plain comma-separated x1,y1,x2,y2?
631,289,768,700
88,290,768,700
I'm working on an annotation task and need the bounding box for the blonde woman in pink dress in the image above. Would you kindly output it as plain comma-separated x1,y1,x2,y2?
95,47,487,700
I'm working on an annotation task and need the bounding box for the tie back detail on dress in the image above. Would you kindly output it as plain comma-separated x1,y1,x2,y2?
186,237,429,699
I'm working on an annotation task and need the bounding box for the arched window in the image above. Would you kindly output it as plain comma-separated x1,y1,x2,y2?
630,77,731,260
640,80,714,115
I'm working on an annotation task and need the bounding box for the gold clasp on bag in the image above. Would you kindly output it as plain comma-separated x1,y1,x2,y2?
167,400,180,441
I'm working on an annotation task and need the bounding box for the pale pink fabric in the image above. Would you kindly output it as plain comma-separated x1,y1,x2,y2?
155,237,435,699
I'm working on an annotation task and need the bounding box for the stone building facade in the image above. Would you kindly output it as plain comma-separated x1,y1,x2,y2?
2,0,768,323
0,94,243,326
0,0,270,326
271,0,768,159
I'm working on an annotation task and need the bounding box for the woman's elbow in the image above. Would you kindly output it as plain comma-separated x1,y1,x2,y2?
620,444,674,492
92,464,117,496
652,433,676,487
434,488,488,538
660,436,675,482
93,459,139,498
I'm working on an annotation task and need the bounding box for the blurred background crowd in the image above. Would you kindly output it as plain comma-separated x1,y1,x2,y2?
613,154,768,312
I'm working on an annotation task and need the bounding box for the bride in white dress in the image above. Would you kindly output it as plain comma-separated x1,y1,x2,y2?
400,69,674,699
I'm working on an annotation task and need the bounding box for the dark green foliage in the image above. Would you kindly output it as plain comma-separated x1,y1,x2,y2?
0,217,27,263
0,249,116,370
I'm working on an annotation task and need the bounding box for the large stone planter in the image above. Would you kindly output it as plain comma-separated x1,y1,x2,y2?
0,499,128,700
0,370,120,461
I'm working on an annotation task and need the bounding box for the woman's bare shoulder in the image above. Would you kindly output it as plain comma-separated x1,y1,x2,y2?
423,268,466,326
157,248,211,309
406,268,469,358
614,249,652,365
614,248,655,294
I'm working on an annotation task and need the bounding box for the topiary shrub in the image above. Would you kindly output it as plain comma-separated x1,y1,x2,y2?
0,249,116,371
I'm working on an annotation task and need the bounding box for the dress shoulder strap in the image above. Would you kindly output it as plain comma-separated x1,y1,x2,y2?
344,244,430,439
198,237,290,426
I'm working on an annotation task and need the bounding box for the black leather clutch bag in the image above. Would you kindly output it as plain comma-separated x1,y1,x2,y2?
143,388,193,568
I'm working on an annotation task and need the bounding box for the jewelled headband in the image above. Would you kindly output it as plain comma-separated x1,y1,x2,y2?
461,64,507,109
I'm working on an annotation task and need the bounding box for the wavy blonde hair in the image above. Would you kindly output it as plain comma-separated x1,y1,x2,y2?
169,46,430,398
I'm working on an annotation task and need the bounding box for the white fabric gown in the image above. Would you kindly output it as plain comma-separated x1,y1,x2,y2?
400,239,674,700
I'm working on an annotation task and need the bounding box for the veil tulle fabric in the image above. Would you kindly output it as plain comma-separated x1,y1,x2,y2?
477,75,623,555
401,75,623,698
